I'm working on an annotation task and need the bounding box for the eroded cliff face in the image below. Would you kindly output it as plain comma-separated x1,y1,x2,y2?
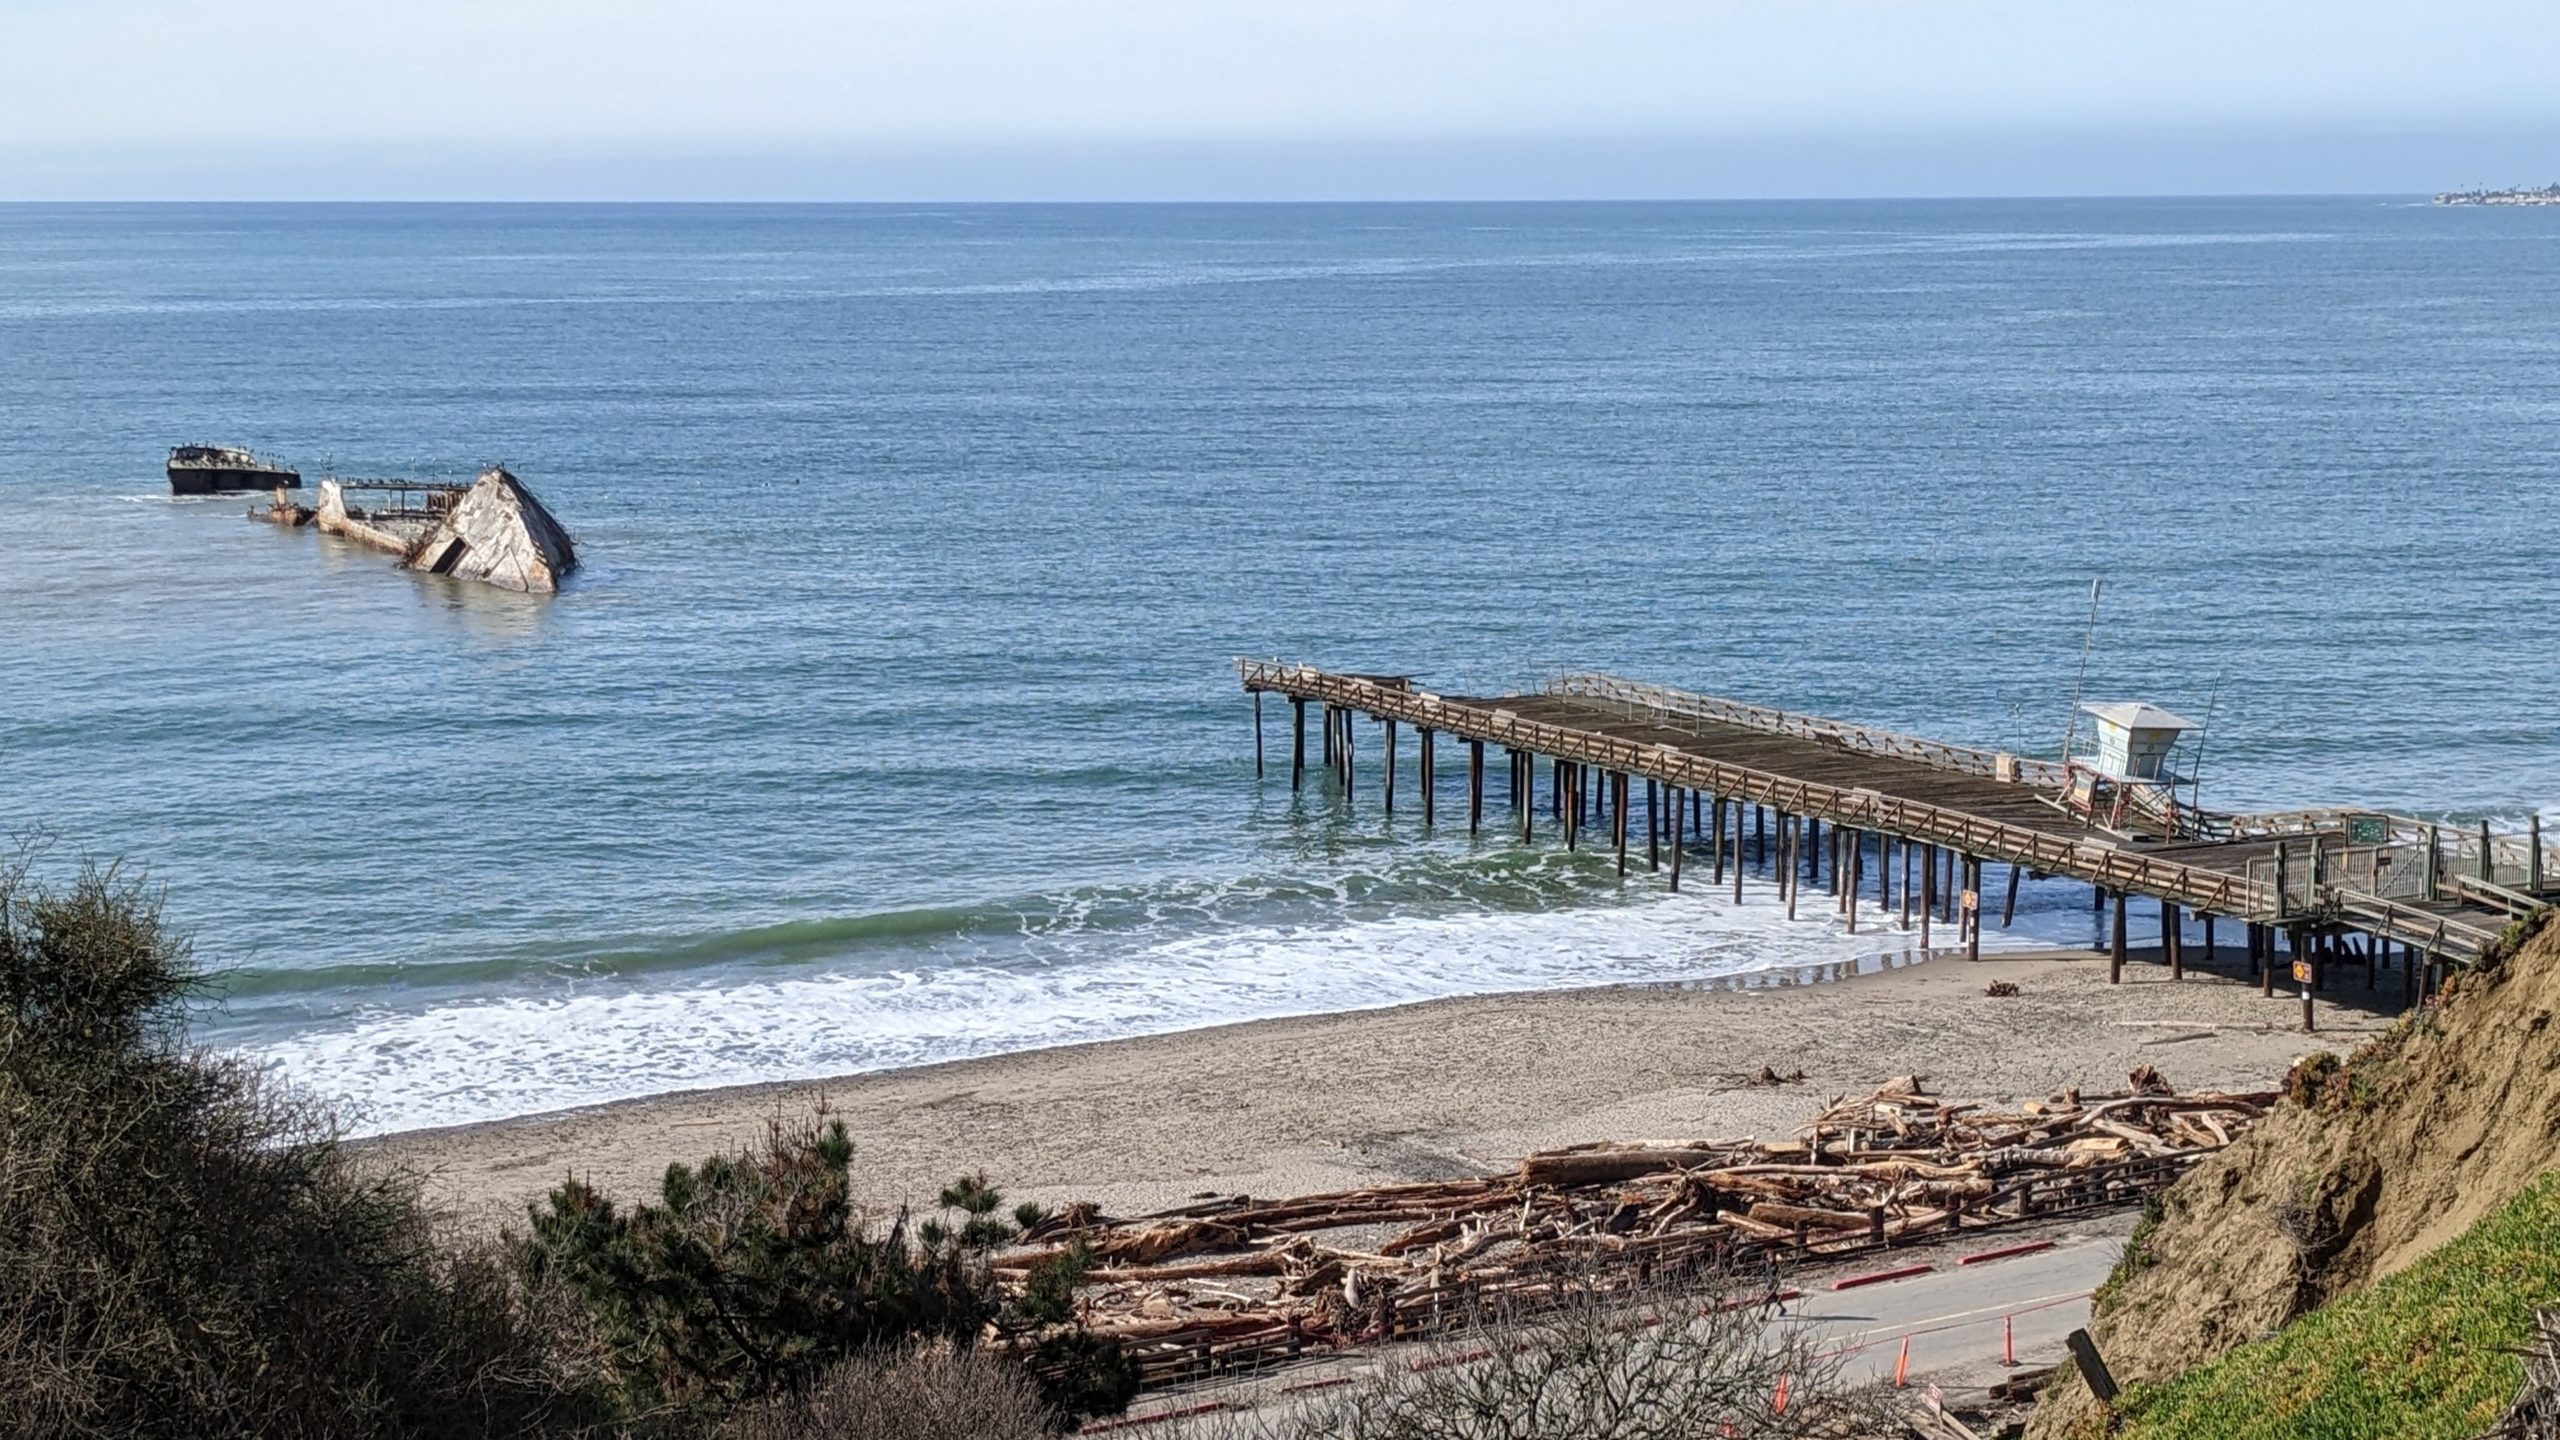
2030,912,2560,1438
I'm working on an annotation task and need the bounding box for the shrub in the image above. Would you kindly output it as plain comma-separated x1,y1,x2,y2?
1023,1327,1138,1426
2284,1052,2341,1108
517,1113,994,1414
0,855,591,1440
1004,1236,1136,1422
521,1117,1140,1428
715,1343,1054,1440
2483,906,2557,971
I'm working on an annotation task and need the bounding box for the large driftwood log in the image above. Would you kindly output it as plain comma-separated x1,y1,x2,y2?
1747,1201,1872,1231
1517,1146,1736,1187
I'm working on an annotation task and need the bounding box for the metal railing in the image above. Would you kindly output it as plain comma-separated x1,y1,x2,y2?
2236,839,2508,957
2444,821,2556,894
1545,673,2072,787
2249,826,2558,904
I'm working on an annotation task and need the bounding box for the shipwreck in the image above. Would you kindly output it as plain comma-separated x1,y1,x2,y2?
258,466,578,594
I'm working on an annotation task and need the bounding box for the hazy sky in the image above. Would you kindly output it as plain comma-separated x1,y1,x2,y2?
4,0,2555,199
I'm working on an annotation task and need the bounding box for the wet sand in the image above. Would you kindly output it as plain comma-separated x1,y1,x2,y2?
378,946,2370,1235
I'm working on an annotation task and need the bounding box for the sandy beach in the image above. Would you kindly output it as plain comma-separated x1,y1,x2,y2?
380,943,2385,1236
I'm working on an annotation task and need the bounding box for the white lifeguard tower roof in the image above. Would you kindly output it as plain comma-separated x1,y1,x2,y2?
2077,701,2202,733
2075,701,2202,784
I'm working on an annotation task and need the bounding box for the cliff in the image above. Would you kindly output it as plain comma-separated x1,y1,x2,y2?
2030,908,2560,1437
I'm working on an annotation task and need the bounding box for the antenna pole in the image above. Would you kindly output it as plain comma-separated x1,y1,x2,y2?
2062,579,2103,763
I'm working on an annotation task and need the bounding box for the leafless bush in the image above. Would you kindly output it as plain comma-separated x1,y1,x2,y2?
715,1342,1058,1440
1185,1264,1893,1440
2494,1308,2560,1439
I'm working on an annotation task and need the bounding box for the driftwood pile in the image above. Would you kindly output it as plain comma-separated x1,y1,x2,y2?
996,1070,2271,1350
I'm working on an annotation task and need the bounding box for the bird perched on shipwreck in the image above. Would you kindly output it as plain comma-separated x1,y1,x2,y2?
283,465,579,594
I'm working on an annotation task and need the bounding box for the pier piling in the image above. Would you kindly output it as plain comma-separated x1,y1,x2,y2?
1614,773,1631,877
1670,788,1684,892
1384,720,1397,816
1420,728,1434,827
1468,740,1483,833
1291,698,1306,790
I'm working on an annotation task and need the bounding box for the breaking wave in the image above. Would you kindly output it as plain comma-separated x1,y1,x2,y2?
247,852,2105,1136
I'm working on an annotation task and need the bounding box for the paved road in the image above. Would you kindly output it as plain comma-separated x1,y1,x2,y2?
1784,1213,2131,1399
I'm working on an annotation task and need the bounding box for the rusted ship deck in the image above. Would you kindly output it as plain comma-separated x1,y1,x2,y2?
1239,663,2551,1003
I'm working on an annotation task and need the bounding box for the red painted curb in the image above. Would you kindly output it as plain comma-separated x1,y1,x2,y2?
1410,1345,1495,1373
1957,1239,2057,1266
1829,1263,1934,1291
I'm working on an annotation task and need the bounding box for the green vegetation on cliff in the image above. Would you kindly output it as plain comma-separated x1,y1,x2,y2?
2106,1168,2560,1438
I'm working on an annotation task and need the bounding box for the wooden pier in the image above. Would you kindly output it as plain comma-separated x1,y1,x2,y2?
1239,662,2553,1018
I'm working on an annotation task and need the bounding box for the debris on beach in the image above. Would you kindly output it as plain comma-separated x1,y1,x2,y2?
999,1074,2272,1387
259,466,576,593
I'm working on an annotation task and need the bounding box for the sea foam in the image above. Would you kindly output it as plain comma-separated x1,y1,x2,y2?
257,868,2099,1136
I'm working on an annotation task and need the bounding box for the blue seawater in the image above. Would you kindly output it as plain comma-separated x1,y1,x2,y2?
1,199,2553,1131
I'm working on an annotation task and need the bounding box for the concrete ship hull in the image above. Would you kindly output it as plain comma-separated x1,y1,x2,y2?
168,463,302,496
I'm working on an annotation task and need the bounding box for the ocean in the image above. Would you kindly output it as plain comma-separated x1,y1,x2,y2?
3,198,2554,1134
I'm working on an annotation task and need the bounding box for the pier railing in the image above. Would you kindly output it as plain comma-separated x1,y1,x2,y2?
1545,673,2072,788
2244,826,2552,901
1241,661,2270,922
2242,822,2549,956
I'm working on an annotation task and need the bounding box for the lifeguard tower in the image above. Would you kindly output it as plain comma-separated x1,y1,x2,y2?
2059,701,2204,838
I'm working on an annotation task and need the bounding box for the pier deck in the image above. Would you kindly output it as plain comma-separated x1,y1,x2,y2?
1240,663,2546,979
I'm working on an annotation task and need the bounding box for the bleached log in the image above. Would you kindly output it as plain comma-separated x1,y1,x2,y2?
1519,1147,1739,1186
1746,1201,1871,1231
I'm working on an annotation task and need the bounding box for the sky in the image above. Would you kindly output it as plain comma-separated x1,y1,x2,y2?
2,0,2555,200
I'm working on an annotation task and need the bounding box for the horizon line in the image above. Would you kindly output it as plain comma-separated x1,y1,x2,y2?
0,190,2451,206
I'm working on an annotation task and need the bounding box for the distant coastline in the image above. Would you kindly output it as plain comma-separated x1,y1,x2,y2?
2435,184,2560,206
